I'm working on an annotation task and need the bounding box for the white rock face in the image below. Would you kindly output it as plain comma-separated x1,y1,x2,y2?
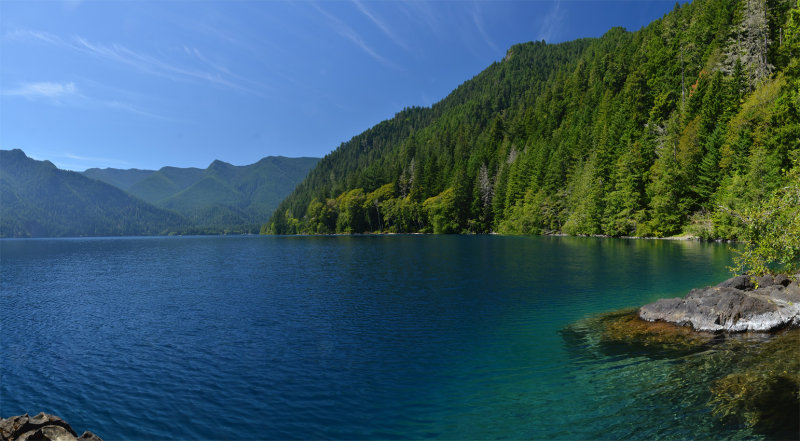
639,276,800,333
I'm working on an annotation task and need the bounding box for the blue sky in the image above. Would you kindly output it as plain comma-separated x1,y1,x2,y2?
1,0,675,171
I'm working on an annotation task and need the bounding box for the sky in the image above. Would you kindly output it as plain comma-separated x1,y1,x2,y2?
1,0,676,171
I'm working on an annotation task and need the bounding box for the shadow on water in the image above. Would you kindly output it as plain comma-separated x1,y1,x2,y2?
561,309,800,440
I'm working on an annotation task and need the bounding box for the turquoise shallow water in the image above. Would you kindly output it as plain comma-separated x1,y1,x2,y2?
1,235,756,439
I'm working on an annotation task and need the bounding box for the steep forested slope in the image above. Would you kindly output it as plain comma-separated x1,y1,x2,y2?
266,0,799,239
0,149,185,237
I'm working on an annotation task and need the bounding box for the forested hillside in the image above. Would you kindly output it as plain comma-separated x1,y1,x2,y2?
85,156,319,232
266,0,800,239
0,150,318,237
0,150,185,237
82,167,155,192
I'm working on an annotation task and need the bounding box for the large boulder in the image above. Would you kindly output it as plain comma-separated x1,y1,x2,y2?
0,413,102,441
639,276,800,332
715,274,756,291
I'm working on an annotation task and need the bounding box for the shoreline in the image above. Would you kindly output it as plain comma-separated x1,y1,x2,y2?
1,231,739,242
584,273,800,436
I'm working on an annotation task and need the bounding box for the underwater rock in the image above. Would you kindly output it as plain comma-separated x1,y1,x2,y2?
708,329,800,438
560,309,718,357
600,310,717,351
0,413,102,441
562,312,800,438
564,277,800,439
639,275,800,332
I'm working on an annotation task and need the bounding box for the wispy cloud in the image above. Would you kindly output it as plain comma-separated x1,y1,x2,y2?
399,2,443,41
63,153,131,166
3,81,78,101
7,29,267,94
311,2,400,70
6,29,62,47
72,35,259,93
103,100,180,121
2,80,177,121
181,45,265,93
471,2,500,53
48,153,133,171
353,0,409,51
537,0,565,43
186,21,244,48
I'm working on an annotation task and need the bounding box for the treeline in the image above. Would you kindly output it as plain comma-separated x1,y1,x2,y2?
266,0,800,239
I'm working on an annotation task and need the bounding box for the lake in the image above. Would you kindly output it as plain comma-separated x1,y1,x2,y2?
1,235,757,439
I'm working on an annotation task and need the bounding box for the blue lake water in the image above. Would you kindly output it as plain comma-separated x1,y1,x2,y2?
1,235,755,439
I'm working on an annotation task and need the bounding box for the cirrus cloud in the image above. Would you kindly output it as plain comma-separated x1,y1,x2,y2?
2,80,176,121
3,81,78,100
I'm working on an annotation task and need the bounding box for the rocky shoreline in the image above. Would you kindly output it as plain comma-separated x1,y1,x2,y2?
639,274,800,332
561,273,800,438
0,413,102,441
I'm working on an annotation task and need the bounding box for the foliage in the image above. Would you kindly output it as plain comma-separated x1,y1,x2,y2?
727,162,800,275
422,188,459,234
266,0,799,240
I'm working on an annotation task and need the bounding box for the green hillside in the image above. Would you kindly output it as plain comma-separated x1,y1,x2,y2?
266,0,799,240
0,149,185,237
160,176,242,219
127,166,206,203
85,156,319,231
81,167,155,192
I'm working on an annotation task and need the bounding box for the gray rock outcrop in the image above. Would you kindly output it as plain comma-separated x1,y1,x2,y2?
639,275,800,332
0,413,102,441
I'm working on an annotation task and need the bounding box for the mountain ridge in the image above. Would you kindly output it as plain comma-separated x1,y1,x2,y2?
265,0,799,240
1,149,185,237
1,149,319,237
82,155,319,229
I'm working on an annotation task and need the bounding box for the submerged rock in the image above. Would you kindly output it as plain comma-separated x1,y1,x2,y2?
0,413,102,441
563,276,800,438
639,275,800,332
708,328,800,438
600,310,718,350
561,309,718,357
562,311,800,438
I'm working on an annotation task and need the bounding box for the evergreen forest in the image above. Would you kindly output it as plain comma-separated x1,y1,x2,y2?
265,0,800,241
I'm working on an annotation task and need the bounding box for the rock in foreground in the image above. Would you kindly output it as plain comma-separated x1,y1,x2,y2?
561,311,800,437
639,275,800,332
0,413,102,441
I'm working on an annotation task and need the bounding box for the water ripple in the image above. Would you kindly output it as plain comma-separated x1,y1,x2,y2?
1,236,744,440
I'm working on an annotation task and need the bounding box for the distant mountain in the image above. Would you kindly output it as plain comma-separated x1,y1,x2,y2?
0,149,185,237
81,167,155,192
127,166,204,202
84,156,319,230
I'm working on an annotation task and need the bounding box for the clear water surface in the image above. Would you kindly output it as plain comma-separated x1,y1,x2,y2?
1,235,747,439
